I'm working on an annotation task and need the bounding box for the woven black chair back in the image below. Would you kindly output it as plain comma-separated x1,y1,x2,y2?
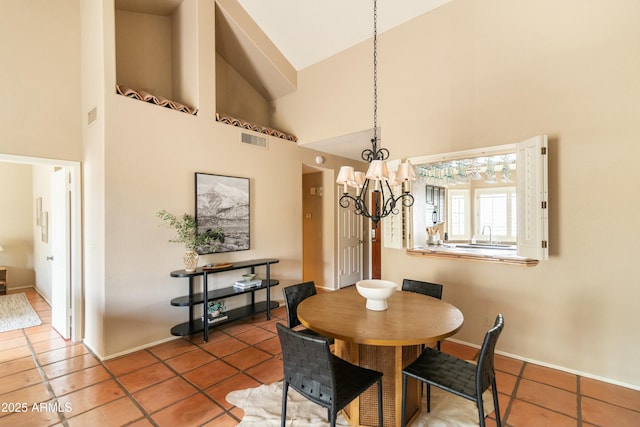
401,314,505,427
277,323,335,407
283,281,317,328
401,279,443,299
277,323,384,427
476,314,504,395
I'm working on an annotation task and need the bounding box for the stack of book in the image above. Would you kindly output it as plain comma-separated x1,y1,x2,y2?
233,279,262,289
201,313,229,324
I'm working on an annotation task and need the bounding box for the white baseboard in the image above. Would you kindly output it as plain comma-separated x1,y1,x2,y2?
32,286,52,306
90,335,181,362
7,285,36,292
82,340,103,361
447,337,640,392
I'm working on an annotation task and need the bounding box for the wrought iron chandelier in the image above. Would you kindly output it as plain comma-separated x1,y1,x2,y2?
336,0,415,227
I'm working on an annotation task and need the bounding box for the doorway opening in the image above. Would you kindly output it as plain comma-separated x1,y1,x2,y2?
302,165,331,287
302,163,371,289
0,153,82,342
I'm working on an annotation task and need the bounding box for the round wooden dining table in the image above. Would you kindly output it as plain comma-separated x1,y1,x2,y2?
297,286,464,427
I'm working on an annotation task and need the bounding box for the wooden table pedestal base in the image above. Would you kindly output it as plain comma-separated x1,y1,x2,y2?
336,340,423,427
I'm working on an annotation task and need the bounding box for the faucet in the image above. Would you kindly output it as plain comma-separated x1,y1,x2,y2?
481,225,492,244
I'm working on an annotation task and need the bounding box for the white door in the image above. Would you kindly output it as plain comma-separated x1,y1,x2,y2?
338,189,364,288
51,168,71,339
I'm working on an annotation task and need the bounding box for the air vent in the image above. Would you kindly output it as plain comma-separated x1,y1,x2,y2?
241,132,267,148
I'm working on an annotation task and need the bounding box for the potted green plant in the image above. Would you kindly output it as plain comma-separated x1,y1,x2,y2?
156,210,221,272
208,301,226,317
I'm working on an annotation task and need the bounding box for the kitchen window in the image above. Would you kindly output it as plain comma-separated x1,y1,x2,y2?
407,135,548,261
475,187,517,242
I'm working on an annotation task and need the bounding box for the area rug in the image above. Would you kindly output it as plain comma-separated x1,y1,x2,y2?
0,293,42,332
226,381,494,426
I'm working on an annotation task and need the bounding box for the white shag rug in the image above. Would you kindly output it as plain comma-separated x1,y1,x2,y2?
227,381,494,426
0,293,42,332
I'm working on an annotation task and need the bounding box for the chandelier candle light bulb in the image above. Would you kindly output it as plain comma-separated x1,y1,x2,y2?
336,166,356,194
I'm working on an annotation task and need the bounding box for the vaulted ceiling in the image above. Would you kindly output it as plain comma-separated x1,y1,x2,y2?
237,0,452,70
234,0,452,160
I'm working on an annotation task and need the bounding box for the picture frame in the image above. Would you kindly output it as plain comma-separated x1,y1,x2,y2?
195,173,250,254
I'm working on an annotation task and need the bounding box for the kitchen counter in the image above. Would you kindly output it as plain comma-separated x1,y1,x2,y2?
407,244,538,266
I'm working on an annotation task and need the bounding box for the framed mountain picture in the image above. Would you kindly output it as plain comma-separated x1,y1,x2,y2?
195,173,250,254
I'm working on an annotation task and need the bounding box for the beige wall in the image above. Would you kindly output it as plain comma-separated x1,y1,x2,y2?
0,0,82,160
216,53,272,125
0,0,81,300
98,97,355,357
94,97,354,357
80,0,108,357
115,10,174,99
83,0,360,358
274,0,640,388
0,163,35,289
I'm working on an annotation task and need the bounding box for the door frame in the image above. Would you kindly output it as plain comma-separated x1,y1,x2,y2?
51,167,71,339
0,153,82,342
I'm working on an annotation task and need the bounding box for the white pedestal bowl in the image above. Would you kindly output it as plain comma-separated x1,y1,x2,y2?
356,279,397,311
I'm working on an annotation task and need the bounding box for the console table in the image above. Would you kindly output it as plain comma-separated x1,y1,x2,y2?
170,258,279,342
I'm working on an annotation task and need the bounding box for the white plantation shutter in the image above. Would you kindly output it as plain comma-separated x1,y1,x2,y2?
479,192,507,235
475,187,516,241
516,135,548,260
448,189,470,240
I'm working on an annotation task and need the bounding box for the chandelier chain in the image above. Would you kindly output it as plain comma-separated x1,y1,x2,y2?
373,0,378,143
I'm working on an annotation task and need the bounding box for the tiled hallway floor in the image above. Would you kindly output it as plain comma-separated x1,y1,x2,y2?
1,288,640,426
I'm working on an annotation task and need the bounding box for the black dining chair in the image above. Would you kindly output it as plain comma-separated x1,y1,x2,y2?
282,281,334,344
401,278,443,299
401,314,505,427
276,323,384,427
402,279,444,349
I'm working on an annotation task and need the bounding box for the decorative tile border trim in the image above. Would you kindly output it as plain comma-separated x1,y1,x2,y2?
116,85,198,115
216,112,298,142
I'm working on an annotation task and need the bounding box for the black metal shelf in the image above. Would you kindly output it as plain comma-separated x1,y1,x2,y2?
170,301,279,337
170,279,279,306
169,258,279,342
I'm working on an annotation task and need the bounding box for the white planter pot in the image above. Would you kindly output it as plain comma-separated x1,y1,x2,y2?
183,250,198,272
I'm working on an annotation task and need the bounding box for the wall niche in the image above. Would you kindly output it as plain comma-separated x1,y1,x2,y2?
114,0,198,113
214,0,297,135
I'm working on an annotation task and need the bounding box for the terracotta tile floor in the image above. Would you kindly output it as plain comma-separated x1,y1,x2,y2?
2,287,640,426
